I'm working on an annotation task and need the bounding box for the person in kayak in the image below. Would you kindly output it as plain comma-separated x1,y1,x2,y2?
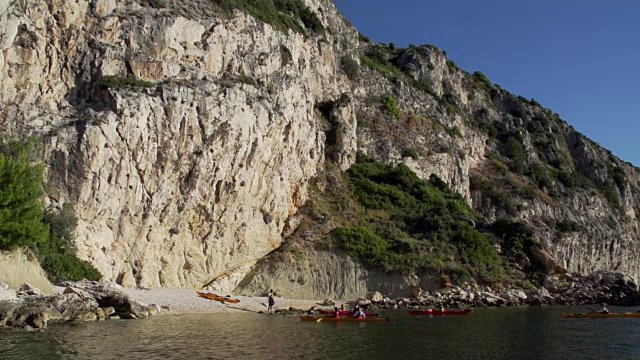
333,306,341,318
267,289,275,314
353,306,366,319
596,303,609,314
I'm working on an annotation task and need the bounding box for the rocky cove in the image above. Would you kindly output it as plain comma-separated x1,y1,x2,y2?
1,0,640,329
2,269,638,331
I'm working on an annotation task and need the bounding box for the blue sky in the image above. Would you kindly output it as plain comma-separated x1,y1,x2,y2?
333,0,640,166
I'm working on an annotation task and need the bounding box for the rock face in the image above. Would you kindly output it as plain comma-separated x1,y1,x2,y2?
0,0,358,289
1,0,640,296
236,249,432,299
0,249,54,294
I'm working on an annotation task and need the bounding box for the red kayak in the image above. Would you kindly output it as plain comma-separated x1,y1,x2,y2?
408,309,471,315
319,309,379,317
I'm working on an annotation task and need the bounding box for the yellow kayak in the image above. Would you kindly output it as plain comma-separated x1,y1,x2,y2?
562,312,640,318
300,315,390,322
197,291,240,304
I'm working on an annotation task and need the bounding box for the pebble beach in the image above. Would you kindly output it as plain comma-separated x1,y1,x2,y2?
122,287,323,315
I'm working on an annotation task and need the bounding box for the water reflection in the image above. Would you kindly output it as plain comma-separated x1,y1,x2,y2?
2,306,640,359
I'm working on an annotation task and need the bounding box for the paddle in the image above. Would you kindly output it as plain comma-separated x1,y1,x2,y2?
316,317,323,322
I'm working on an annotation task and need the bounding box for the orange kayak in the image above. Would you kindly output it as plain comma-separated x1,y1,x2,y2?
197,291,240,304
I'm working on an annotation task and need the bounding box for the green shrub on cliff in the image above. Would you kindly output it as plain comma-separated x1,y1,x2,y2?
335,226,395,268
473,71,492,89
98,76,155,90
341,55,360,80
0,138,48,250
36,205,102,282
333,154,503,277
382,96,400,119
0,137,101,282
489,218,537,256
210,0,324,35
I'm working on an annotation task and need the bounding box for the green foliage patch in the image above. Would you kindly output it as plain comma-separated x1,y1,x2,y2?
36,205,103,282
490,218,537,256
504,136,526,174
335,226,395,268
473,71,492,89
0,139,48,250
98,76,155,89
341,55,360,80
403,147,419,160
209,0,324,35
0,138,102,282
469,174,518,215
382,96,400,119
332,154,503,278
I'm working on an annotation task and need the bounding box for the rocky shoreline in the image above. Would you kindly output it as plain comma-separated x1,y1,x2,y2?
332,271,640,313
0,280,160,331
1,270,638,331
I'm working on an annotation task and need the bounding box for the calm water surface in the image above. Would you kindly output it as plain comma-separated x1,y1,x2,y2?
2,305,640,359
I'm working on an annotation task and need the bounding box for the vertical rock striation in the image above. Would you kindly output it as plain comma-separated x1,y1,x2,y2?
0,0,358,288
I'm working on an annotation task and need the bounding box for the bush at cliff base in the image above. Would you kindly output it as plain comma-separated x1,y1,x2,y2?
0,138,101,282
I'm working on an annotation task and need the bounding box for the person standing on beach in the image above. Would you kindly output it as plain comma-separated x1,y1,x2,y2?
267,289,275,314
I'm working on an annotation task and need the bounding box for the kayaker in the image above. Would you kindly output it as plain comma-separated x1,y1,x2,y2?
597,303,609,314
340,304,345,314
351,304,359,313
353,306,365,319
267,289,275,314
333,306,341,318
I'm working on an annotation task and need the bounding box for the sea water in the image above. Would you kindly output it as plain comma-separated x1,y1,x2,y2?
2,305,640,359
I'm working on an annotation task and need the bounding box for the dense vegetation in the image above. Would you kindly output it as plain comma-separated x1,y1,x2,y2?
37,205,103,282
0,139,48,249
0,138,101,282
208,0,324,35
321,153,543,284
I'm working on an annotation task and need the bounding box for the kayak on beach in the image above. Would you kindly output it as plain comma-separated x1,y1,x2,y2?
562,312,640,318
300,315,390,322
196,291,240,304
318,309,379,317
408,309,471,315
